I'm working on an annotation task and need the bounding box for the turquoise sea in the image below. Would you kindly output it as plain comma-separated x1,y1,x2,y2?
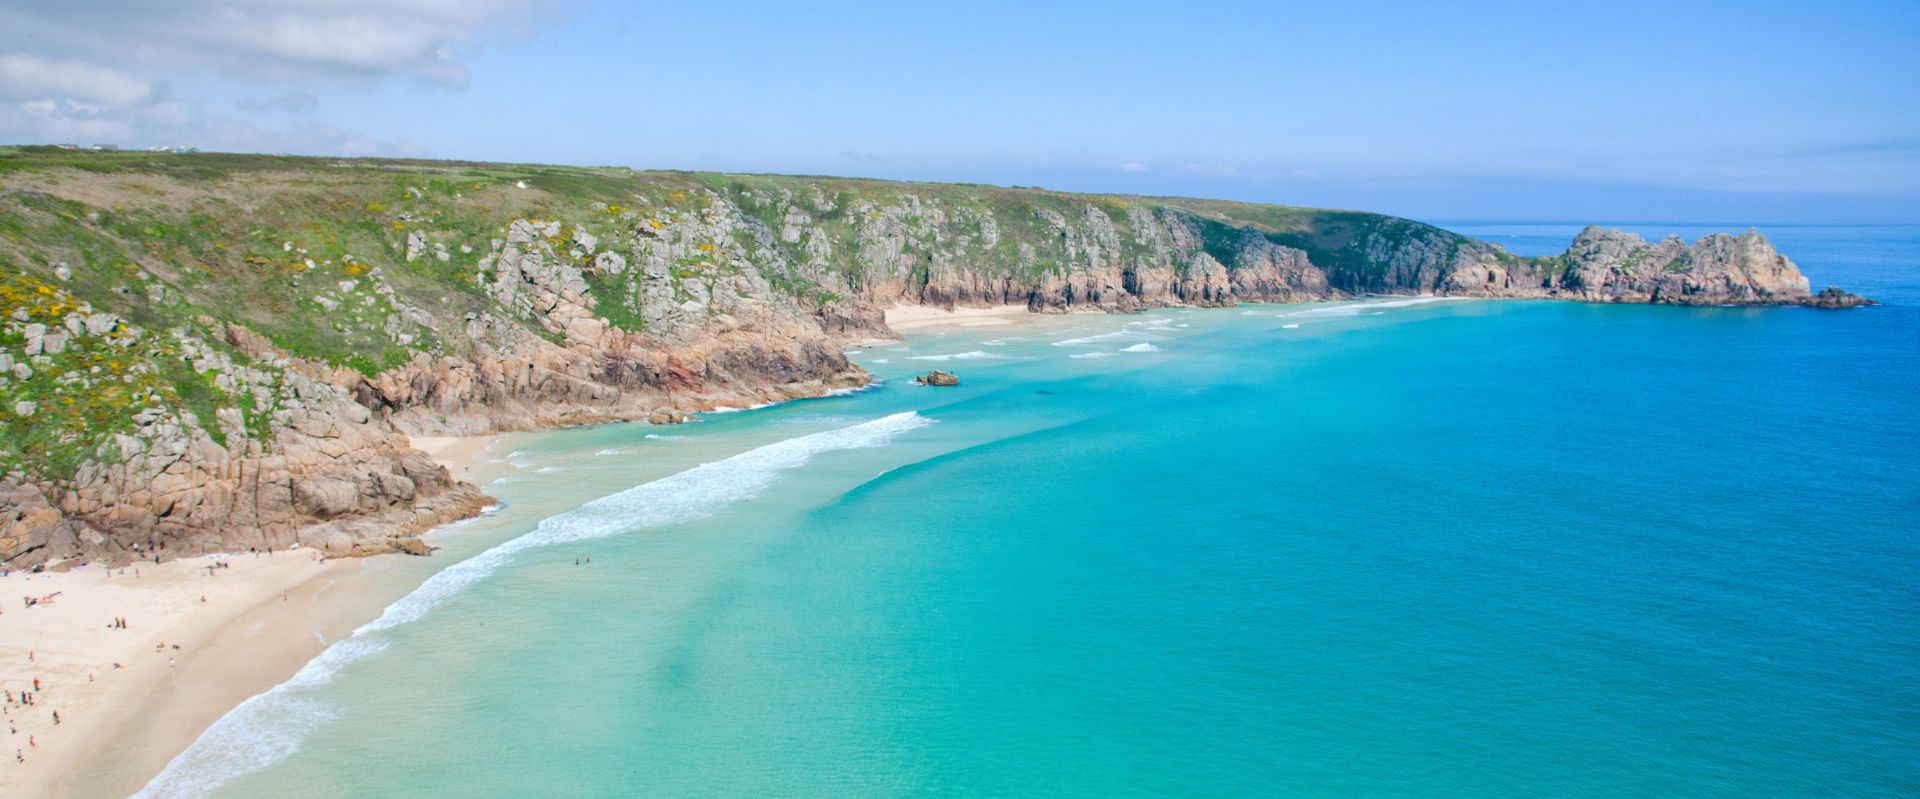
131,223,1917,798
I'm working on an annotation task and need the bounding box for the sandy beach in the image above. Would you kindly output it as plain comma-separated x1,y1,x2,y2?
882,304,1036,333
410,434,506,485
0,552,358,797
0,433,504,797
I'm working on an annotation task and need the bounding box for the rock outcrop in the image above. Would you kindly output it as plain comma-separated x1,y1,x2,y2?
1537,226,1814,305
0,151,1869,567
1806,286,1876,309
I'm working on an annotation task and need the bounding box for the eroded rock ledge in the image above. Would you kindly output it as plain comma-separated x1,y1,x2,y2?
0,156,1869,567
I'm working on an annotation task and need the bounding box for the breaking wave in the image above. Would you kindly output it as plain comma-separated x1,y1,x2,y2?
909,351,1000,361
131,412,934,799
1277,296,1466,318
1121,343,1160,353
1052,330,1150,347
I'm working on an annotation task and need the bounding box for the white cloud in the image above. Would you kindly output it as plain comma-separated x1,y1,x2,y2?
0,0,555,154
1,98,135,142
1116,161,1148,172
0,55,155,106
1,1,549,83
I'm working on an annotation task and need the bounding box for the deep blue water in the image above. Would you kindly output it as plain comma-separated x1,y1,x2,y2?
136,223,1919,798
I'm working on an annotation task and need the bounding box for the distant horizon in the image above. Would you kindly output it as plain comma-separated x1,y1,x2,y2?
12,141,1916,230
2,2,1915,223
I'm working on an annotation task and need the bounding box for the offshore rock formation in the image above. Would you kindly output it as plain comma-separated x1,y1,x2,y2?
0,151,1868,566
1473,226,1824,305
1807,286,1877,309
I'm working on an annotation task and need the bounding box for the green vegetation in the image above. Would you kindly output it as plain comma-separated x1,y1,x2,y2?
2,148,1544,480
0,268,234,479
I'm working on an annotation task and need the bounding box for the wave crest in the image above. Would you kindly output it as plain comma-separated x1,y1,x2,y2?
132,412,933,798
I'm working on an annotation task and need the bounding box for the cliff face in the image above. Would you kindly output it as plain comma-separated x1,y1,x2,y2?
0,283,485,564
342,217,865,435
705,178,1850,314
0,149,1867,566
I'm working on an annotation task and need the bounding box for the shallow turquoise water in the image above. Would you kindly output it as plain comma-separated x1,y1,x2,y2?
142,226,1918,797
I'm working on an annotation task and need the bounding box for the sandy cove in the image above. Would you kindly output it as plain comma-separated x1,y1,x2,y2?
5,311,1024,796
0,433,503,798
848,304,1043,348
882,304,1035,333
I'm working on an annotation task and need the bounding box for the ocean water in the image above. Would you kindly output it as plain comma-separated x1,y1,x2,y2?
130,224,1918,798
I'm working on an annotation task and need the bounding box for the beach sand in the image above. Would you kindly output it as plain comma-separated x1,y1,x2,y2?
0,433,503,797
883,304,1035,333
410,433,506,484
0,553,357,797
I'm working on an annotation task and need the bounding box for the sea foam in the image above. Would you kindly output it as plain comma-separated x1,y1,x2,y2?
1052,330,1149,347
1277,296,1465,319
131,411,933,799
909,351,1000,361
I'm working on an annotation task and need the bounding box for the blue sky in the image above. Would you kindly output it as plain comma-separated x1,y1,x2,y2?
2,0,1917,222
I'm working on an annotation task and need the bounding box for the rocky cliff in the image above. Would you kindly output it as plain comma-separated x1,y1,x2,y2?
0,148,1867,566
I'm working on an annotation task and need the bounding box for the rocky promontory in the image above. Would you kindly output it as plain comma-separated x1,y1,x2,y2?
0,149,1868,566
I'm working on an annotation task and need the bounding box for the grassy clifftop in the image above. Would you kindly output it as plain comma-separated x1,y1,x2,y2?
0,147,1474,359
0,148,1840,565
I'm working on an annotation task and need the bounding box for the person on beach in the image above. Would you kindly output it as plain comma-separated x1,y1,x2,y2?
50,711,57,725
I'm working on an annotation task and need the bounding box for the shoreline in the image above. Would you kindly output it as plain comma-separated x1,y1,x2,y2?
0,297,1441,794
0,551,361,797
409,433,508,484
882,303,1036,333
3,433,505,797
856,304,1043,346
6,299,1391,795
